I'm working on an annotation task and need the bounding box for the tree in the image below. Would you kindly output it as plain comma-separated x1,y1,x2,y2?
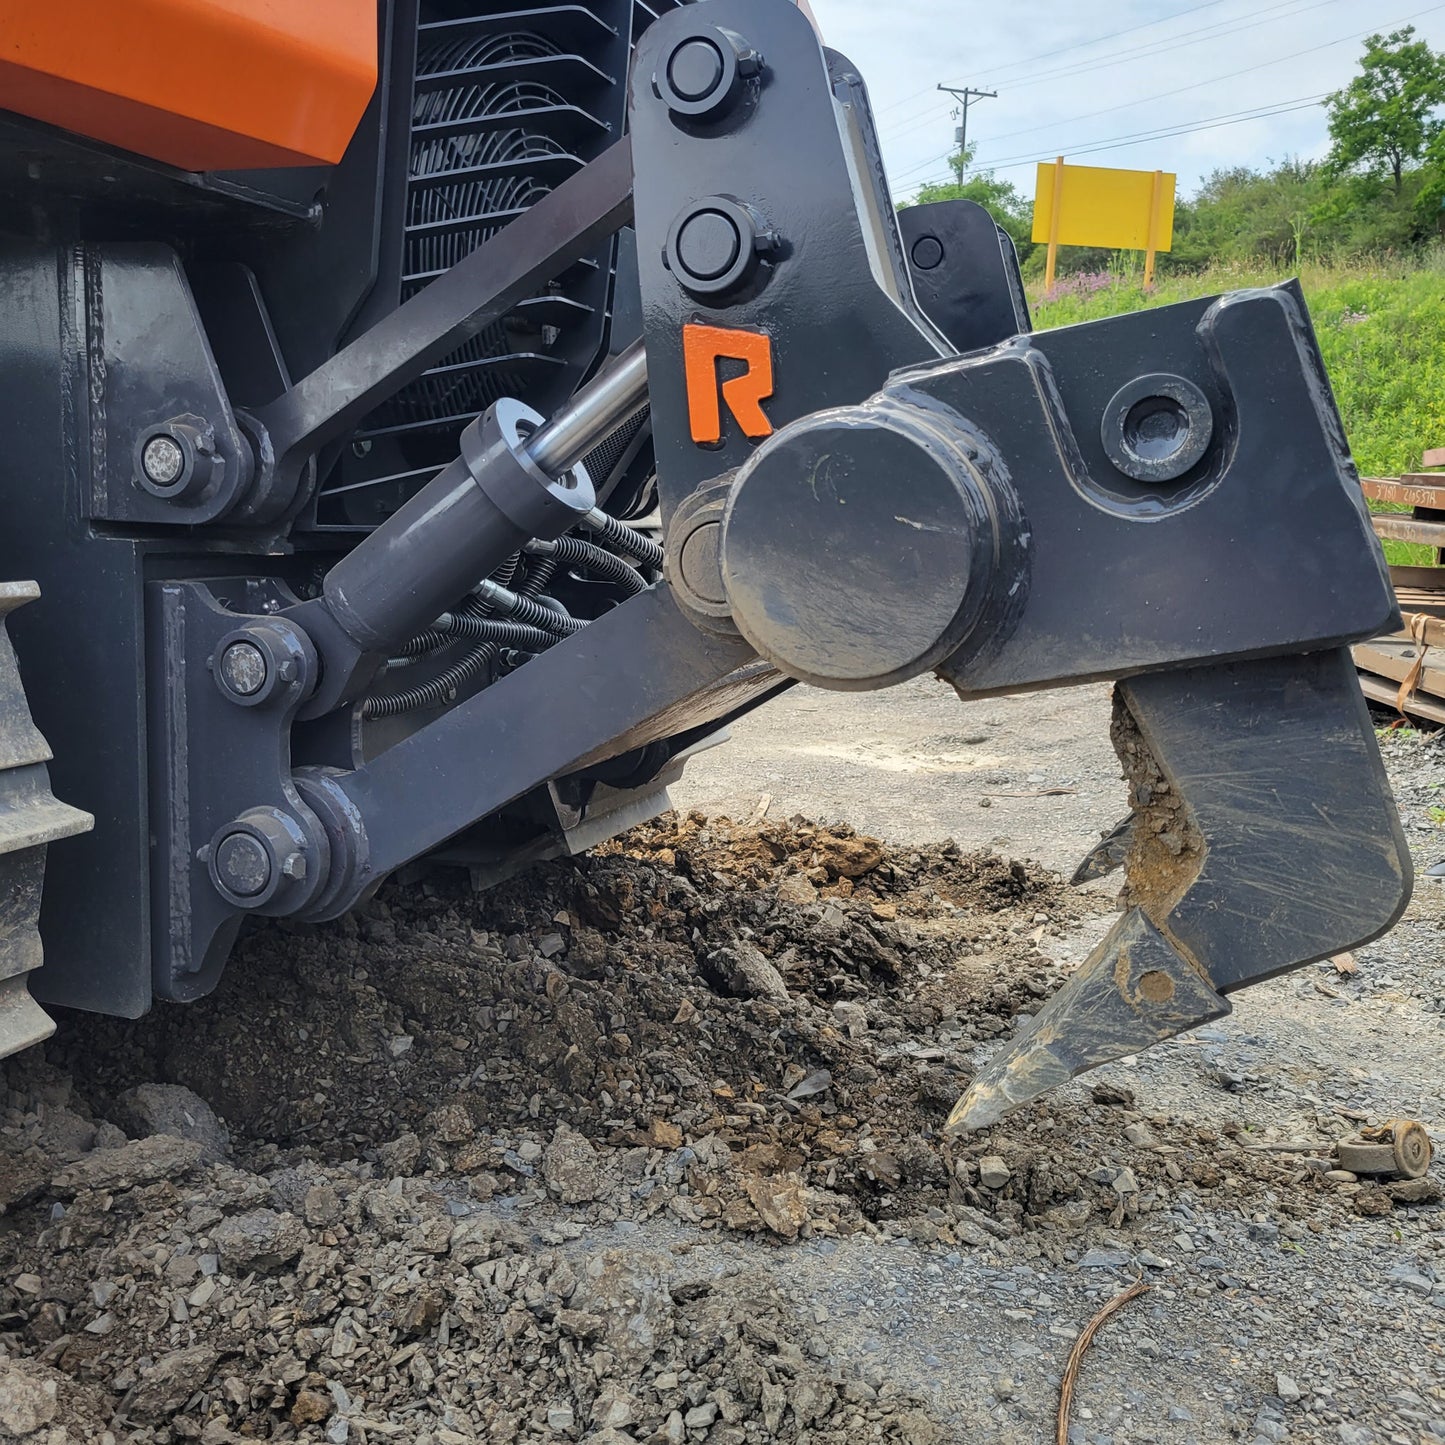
1325,27,1445,194
1172,159,1329,266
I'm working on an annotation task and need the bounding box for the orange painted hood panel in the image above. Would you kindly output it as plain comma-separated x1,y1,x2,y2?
0,0,377,171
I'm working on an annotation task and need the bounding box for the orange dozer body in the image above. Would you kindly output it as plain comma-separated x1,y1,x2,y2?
0,0,376,171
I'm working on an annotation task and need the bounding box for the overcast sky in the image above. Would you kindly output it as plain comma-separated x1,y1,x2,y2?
811,0,1445,205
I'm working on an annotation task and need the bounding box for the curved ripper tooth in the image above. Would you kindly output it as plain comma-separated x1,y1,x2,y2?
950,648,1410,1133
946,908,1230,1133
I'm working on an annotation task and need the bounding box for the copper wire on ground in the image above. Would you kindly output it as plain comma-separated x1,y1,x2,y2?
1056,1282,1150,1445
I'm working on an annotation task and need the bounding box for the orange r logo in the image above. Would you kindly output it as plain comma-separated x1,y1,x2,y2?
683,323,774,445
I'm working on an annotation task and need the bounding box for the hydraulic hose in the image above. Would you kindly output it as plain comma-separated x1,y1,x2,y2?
531,536,648,596
474,578,587,634
578,508,664,571
393,629,454,659
362,642,499,718
517,555,558,600
434,612,568,653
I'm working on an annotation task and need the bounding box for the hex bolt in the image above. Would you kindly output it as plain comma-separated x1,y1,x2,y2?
280,852,308,882
141,435,185,489
214,831,272,899
218,641,268,698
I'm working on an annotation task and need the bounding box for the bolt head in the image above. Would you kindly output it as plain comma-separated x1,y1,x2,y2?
219,641,268,697
141,435,185,488
678,520,726,607
667,37,725,102
653,25,756,121
664,197,769,299
910,235,945,272
280,851,308,882
675,208,742,282
215,832,272,898
1100,372,1214,487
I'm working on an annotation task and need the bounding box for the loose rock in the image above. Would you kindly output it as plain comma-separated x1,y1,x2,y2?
114,1082,230,1163
978,1155,1010,1189
0,1358,58,1435
213,1208,307,1273
543,1123,608,1204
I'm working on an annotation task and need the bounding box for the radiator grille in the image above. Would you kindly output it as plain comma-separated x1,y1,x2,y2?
316,0,680,530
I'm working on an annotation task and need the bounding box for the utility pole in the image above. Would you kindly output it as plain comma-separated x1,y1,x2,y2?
938,84,997,174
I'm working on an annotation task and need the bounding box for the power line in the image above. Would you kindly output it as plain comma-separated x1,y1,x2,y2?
898,98,1327,193
945,0,1235,82
876,0,1236,116
874,0,1249,137
891,96,1329,198
887,0,1445,188
976,2,1445,149
995,0,1337,93
989,99,1328,173
877,0,1333,149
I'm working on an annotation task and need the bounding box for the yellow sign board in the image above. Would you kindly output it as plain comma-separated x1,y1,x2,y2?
1032,161,1176,250
1031,158,1176,289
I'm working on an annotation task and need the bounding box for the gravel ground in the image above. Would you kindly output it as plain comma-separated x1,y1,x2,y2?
672,679,1126,880
0,679,1442,1444
680,685,1445,1445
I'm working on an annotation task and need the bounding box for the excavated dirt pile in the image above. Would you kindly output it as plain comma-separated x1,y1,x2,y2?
0,814,1382,1443
53,814,1095,1233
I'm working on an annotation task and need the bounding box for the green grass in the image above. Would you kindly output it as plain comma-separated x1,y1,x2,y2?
1031,257,1445,565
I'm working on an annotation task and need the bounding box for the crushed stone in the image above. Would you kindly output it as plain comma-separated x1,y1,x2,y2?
0,810,1437,1442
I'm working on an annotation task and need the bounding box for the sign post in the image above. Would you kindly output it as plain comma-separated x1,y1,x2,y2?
1044,155,1065,292
1032,160,1176,290
1144,168,1165,289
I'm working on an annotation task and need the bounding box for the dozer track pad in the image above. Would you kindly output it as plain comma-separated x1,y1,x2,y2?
0,584,92,1058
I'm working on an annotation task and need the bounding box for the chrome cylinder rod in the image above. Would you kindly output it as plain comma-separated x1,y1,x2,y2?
522,339,649,478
